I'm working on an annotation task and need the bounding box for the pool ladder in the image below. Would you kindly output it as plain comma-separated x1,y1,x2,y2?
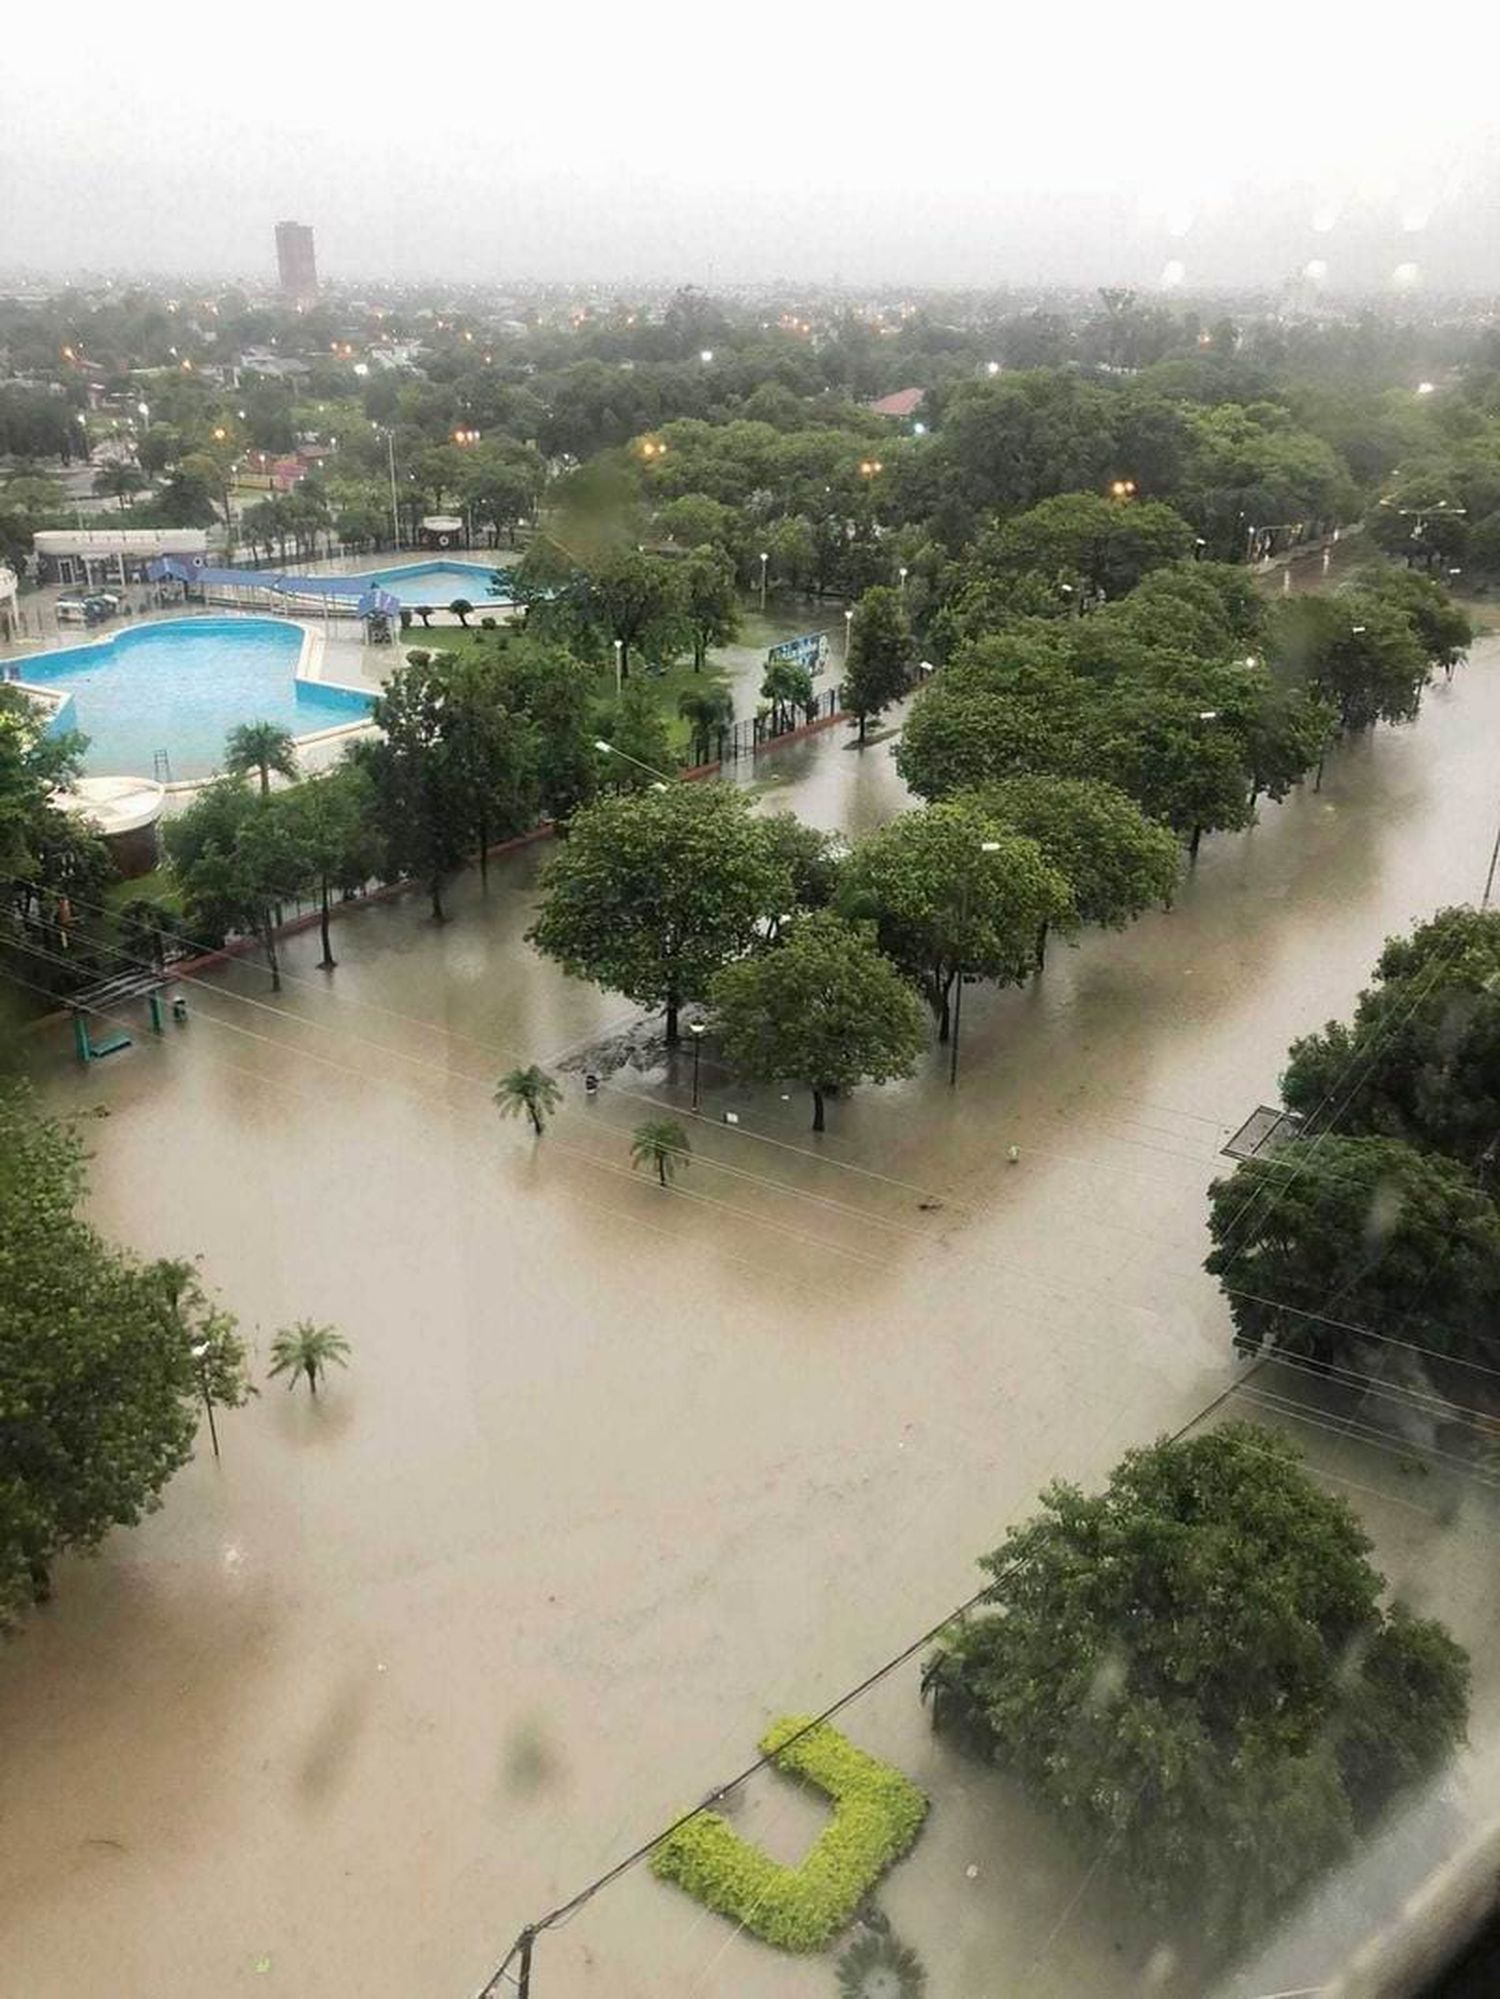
152,749,173,783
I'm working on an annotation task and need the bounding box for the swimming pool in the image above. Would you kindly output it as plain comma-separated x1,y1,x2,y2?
359,560,516,608
15,617,374,781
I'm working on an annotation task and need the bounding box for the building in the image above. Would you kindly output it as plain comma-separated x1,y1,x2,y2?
275,221,318,304
866,387,925,420
33,529,210,590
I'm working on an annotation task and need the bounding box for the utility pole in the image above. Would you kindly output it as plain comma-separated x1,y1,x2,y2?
516,1928,534,1998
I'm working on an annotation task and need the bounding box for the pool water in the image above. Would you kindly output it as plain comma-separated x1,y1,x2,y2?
19,617,373,781
359,561,515,607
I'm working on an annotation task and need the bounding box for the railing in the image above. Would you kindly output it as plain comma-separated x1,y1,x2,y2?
699,686,845,765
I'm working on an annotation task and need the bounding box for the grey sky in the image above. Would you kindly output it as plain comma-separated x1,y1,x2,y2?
5,0,1499,288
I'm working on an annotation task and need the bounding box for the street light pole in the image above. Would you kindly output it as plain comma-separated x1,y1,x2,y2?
613,638,624,700
949,841,1002,1088
593,738,674,786
689,1019,707,1108
385,429,401,550
190,1340,220,1459
759,550,768,614
1483,812,1500,910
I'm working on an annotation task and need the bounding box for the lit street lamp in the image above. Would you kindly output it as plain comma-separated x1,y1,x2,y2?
688,1019,707,1108
898,564,909,600
950,841,1003,1088
594,738,672,788
612,637,624,698
844,605,854,656
190,1339,220,1459
759,550,769,614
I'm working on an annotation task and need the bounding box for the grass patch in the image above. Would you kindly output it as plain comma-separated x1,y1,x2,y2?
650,1716,928,1951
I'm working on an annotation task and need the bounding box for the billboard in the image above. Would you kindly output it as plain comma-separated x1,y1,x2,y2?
766,630,833,678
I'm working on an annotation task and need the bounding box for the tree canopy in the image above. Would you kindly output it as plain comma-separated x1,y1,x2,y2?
923,1425,1469,1951
710,910,927,1129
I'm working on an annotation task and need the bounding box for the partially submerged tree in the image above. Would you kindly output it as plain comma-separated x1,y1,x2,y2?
842,585,912,743
630,1117,691,1187
494,1064,563,1136
923,1425,1470,1952
710,910,927,1130
268,1321,351,1396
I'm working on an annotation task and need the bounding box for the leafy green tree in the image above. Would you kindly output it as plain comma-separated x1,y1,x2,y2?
449,598,474,628
272,763,380,969
982,490,1195,599
117,896,184,973
0,1086,212,1623
894,649,1090,802
765,514,818,592
93,464,147,511
489,638,600,823
923,1425,1470,1951
224,720,298,797
631,1117,691,1187
1270,593,1430,732
1281,908,1500,1171
657,493,736,551
527,784,792,1045
842,585,911,743
1085,683,1254,856
677,684,734,765
840,803,1073,1038
584,548,685,676
268,1320,351,1396
494,1064,563,1136
607,676,676,790
147,1258,256,1455
166,782,309,989
964,774,1180,965
439,653,538,883
710,910,926,1130
757,814,843,932
1206,1136,1500,1369
355,653,479,920
1354,563,1472,677
761,656,815,734
678,545,740,671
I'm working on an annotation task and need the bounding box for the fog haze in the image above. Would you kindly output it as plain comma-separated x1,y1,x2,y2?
4,0,1499,286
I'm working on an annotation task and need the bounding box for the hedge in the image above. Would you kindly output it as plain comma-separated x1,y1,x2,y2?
649,1715,929,1951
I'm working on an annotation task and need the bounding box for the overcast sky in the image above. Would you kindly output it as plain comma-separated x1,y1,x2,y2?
5,1,1499,290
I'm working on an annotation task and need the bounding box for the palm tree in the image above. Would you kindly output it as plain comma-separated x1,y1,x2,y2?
268,1320,350,1396
677,686,734,765
494,1064,562,1136
225,721,298,796
630,1117,691,1188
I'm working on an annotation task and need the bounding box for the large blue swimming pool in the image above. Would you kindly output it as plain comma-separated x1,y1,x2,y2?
359,560,515,607
16,617,373,781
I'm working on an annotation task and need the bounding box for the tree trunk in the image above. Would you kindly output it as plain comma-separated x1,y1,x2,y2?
258,762,271,798
1035,919,1049,972
858,711,868,744
664,994,680,1047
318,882,336,970
936,979,952,1044
306,1362,318,1396
28,1556,51,1603
430,876,446,923
657,1156,667,1187
811,1086,826,1133
527,1103,543,1136
477,808,490,889
1189,824,1203,861
263,922,281,993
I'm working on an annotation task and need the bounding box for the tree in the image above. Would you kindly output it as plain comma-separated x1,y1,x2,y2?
710,911,926,1131
842,585,911,743
631,1117,691,1187
761,656,814,734
1354,563,1472,678
607,676,675,791
840,803,1073,1039
657,494,736,551
272,763,380,969
268,1321,351,1396
0,1085,211,1623
449,597,474,628
1085,682,1256,856
922,1425,1470,1952
982,490,1195,599
678,545,739,671
166,783,309,991
355,653,480,920
583,548,685,676
1281,908,1500,1172
118,896,184,973
93,464,147,511
964,774,1181,966
678,684,734,766
147,1259,256,1456
494,1064,563,1136
224,720,298,797
1205,1136,1500,1371
1270,593,1430,732
527,784,792,1045
489,638,599,823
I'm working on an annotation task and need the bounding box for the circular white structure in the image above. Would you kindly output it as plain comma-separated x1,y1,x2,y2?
53,775,167,876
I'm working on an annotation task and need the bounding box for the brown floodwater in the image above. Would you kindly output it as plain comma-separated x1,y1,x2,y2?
4,644,1500,1998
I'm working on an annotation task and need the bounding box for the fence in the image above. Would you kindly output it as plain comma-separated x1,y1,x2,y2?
697,686,845,766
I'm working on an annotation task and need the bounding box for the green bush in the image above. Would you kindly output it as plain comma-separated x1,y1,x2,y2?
650,1716,928,1951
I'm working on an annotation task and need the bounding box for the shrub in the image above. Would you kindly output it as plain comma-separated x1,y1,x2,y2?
650,1717,928,1951
480,614,498,630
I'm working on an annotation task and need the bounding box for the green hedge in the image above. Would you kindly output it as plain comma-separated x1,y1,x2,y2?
650,1715,929,1951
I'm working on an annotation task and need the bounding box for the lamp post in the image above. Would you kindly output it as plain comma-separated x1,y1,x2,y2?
759,550,768,614
190,1339,220,1459
688,1019,707,1108
898,564,909,600
612,638,624,699
844,605,854,657
594,738,673,788
949,841,1002,1087
384,428,401,550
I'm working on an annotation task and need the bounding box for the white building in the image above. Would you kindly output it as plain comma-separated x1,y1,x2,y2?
33,528,211,590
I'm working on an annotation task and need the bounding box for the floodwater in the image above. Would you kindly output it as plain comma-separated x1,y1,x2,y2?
4,643,1500,1998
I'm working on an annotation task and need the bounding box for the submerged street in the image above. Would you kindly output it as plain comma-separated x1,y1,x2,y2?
3,640,1500,1997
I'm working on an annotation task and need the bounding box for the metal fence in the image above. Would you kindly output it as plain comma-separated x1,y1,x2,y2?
698,687,845,766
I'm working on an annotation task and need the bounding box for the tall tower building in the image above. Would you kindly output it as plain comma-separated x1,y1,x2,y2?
275,221,318,304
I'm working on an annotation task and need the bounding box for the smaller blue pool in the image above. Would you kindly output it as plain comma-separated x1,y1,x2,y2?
17,617,374,780
360,561,515,608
